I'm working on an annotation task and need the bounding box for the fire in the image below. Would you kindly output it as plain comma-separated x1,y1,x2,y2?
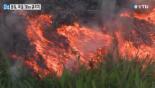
25,14,112,77
26,15,64,77
9,6,155,77
57,23,112,65
133,9,155,25
120,8,155,25
115,31,155,59
118,8,155,59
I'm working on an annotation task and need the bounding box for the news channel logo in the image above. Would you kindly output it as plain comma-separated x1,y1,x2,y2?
3,3,10,10
130,3,149,10
2,3,41,10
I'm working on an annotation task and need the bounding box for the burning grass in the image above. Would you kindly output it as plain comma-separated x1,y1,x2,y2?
0,51,155,88
0,1,155,88
22,12,155,77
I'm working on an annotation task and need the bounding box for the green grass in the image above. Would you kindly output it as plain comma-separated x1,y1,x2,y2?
0,51,155,88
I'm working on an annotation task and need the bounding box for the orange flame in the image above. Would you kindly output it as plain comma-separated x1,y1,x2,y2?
26,15,64,77
57,23,112,65
120,9,155,25
115,31,155,59
133,9,155,25
25,14,112,77
10,6,155,77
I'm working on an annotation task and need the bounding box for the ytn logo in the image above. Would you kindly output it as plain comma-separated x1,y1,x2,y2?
3,4,10,10
134,4,149,9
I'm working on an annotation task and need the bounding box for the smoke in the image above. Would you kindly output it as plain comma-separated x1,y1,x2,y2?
99,0,116,21
9,60,23,81
0,12,32,55
0,11,32,82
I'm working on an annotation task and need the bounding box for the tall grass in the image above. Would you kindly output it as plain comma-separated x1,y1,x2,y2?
0,51,37,88
0,50,155,88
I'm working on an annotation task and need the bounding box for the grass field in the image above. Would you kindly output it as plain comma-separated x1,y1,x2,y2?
0,51,155,88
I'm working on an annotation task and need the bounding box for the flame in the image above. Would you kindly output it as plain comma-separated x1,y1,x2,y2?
25,14,112,76
120,9,155,25
26,15,64,77
133,9,155,25
9,6,155,77
57,23,112,65
118,8,155,59
115,31,155,59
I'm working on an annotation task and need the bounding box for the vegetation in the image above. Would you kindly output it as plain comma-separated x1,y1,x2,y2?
0,51,155,88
